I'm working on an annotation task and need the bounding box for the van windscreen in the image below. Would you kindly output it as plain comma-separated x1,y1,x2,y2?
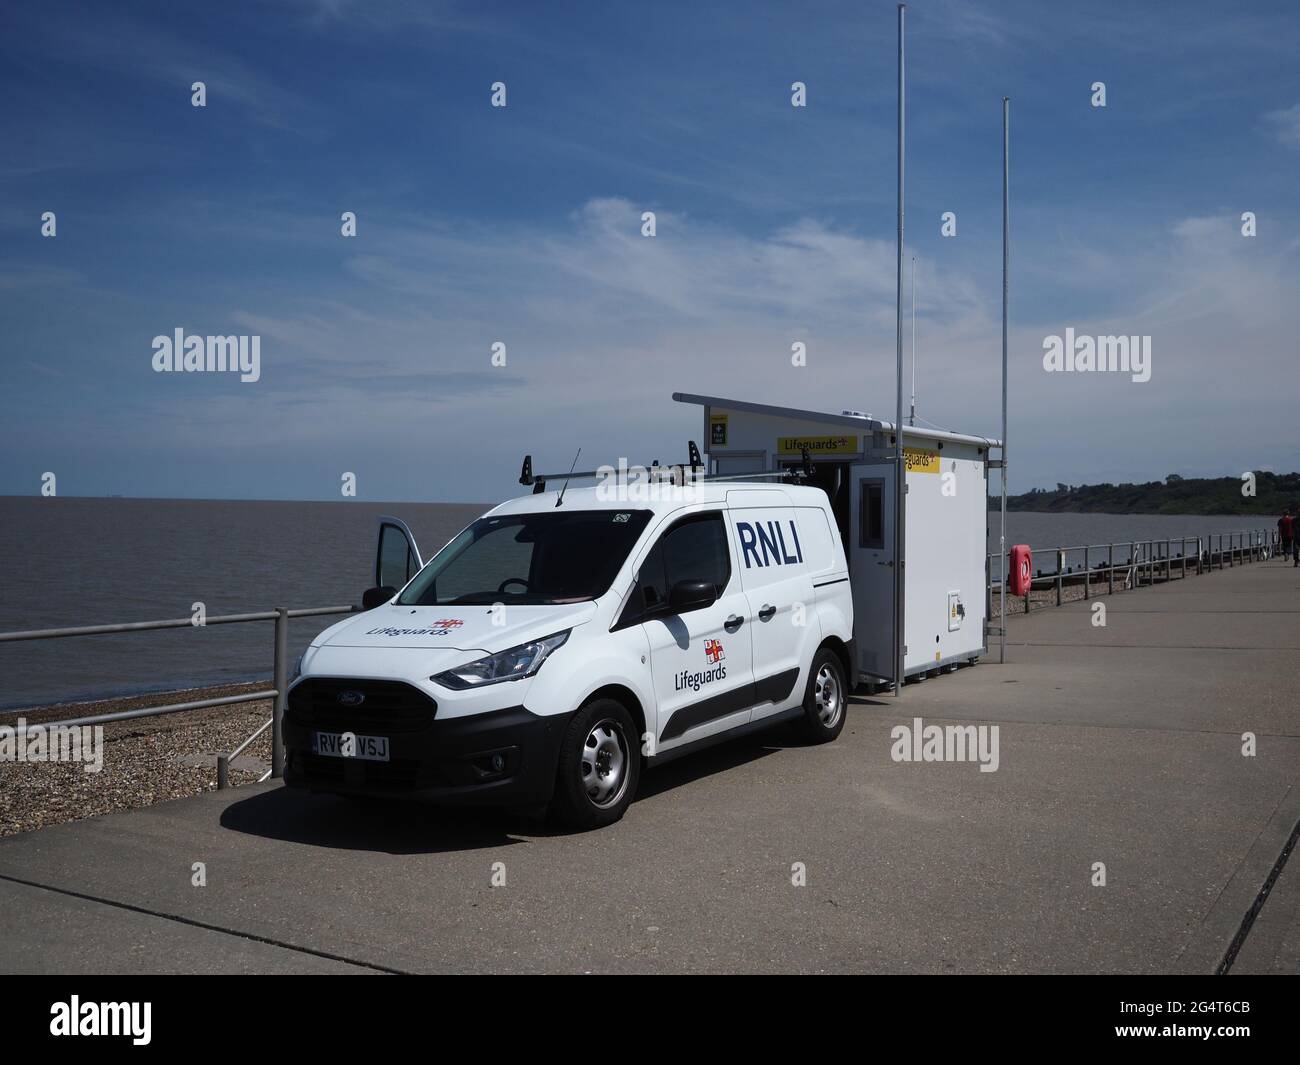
397,510,652,606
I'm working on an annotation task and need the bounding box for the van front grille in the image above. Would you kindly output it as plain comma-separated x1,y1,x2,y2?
287,678,436,734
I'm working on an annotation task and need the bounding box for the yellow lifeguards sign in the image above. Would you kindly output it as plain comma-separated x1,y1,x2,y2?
903,447,940,473
776,434,858,456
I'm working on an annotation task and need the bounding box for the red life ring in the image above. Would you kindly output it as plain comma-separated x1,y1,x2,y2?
1008,544,1033,596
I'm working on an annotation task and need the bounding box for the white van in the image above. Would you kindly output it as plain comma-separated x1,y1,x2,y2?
284,480,854,828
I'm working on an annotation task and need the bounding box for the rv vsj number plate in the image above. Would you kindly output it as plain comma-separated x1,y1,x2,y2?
312,731,390,762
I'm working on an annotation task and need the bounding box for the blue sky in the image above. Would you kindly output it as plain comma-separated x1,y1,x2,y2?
1,0,1298,502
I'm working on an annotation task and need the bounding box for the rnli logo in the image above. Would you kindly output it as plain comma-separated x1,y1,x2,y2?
336,690,365,706
705,639,725,664
735,519,804,569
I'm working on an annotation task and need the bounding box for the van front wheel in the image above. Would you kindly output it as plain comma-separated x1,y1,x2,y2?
551,699,641,830
798,649,847,744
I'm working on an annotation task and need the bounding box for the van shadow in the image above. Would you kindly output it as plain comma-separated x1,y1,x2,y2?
218,787,539,855
634,725,796,801
220,707,880,855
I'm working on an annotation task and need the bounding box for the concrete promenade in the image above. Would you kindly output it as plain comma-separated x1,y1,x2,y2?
1,559,1297,973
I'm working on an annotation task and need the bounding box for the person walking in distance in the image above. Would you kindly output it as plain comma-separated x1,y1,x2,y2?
1279,509,1294,563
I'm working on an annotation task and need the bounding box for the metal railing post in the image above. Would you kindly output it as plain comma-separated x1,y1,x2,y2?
217,754,230,790
1083,545,1090,600
1164,539,1170,582
1108,543,1114,594
272,607,289,779
1056,549,1064,606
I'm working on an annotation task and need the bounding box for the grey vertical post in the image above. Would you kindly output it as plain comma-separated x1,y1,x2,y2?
1108,543,1114,594
1165,538,1171,582
999,95,1010,666
272,606,288,778
217,754,229,790
892,3,906,696
1056,549,1064,606
1130,542,1136,588
986,553,993,622
1083,545,1090,600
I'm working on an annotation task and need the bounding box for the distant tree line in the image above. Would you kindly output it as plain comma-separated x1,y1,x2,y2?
991,471,1300,515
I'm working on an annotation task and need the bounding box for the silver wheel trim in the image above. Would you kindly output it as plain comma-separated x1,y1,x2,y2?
814,664,842,729
581,719,630,808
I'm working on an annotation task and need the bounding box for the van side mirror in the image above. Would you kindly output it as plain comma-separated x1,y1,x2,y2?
668,579,717,613
362,586,397,610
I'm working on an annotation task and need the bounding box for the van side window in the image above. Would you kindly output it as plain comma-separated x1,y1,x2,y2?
860,479,884,549
629,512,731,622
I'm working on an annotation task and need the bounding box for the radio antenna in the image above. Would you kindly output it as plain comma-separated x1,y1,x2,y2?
556,448,581,507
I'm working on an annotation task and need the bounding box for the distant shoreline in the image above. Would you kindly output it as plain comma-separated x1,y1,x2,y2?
997,471,1299,516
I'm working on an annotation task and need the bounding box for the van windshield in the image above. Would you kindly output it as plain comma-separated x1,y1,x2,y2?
397,510,653,606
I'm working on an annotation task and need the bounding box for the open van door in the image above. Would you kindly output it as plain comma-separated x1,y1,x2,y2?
375,515,423,591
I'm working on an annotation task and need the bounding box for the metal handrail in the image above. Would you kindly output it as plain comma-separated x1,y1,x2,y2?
0,603,360,783
217,716,274,790
985,528,1273,618
12,689,279,732
0,604,354,643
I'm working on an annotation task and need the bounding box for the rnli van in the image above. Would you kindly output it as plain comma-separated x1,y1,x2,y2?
284,480,854,829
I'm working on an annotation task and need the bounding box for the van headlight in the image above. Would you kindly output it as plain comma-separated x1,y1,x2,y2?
432,631,570,690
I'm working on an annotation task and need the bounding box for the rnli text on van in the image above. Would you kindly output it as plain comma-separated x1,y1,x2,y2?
735,519,804,569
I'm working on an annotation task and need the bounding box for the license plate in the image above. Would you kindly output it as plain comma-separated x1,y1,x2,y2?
312,731,390,762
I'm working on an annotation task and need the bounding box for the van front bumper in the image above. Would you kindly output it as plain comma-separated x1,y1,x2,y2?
283,700,572,806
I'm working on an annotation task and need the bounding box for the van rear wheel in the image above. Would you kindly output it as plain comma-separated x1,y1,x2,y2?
798,648,847,744
551,699,641,830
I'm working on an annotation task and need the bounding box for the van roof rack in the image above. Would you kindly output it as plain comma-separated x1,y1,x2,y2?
519,442,812,494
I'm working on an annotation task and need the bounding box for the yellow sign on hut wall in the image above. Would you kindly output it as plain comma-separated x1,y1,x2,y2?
776,435,858,455
903,447,940,473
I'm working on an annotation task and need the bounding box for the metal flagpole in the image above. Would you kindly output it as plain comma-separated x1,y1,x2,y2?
910,255,916,426
894,3,907,696
1000,96,1009,664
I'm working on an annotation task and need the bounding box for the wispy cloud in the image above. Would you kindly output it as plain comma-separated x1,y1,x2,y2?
1263,103,1300,146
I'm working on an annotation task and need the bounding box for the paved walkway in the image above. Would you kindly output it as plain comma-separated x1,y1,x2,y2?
2,560,1297,973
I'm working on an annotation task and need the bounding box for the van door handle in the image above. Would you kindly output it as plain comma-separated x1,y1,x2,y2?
758,604,776,621
724,615,745,632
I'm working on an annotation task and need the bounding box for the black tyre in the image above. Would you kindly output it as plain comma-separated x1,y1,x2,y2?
797,647,848,744
551,698,641,830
